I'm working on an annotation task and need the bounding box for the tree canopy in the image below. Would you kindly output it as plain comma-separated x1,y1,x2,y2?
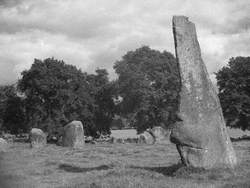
0,46,182,135
0,85,15,126
114,46,180,133
0,85,26,133
17,58,115,137
216,56,250,130
87,69,116,135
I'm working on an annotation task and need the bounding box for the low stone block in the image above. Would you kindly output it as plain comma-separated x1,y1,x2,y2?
62,121,85,148
138,131,155,144
30,128,47,148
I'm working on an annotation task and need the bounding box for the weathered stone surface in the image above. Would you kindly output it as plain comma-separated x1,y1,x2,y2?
138,131,155,144
62,121,85,148
30,128,47,148
171,16,237,168
0,138,8,152
149,126,170,144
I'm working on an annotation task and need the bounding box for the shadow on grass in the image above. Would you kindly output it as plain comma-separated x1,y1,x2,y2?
130,163,184,177
58,163,112,173
130,163,236,181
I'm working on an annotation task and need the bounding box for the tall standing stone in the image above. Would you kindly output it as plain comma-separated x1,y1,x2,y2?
62,121,85,148
170,16,237,168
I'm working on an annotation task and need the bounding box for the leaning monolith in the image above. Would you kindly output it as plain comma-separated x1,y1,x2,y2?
170,16,237,168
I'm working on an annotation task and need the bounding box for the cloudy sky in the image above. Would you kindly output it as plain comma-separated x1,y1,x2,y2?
0,0,249,85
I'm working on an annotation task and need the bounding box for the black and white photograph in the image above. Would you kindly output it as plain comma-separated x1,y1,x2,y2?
0,0,249,187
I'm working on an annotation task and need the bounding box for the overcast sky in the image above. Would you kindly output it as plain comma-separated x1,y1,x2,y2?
0,0,249,85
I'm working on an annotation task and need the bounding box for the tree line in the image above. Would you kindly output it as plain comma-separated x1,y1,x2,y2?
0,46,249,138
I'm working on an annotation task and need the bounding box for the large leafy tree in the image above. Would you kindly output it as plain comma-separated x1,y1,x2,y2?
0,85,14,126
18,58,95,136
0,85,26,133
87,69,116,135
114,46,180,133
216,57,250,130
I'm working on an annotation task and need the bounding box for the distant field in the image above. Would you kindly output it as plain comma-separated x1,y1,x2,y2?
1,138,250,188
111,128,250,139
227,128,250,138
111,129,137,138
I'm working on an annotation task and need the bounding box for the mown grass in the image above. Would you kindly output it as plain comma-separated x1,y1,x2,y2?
0,140,250,188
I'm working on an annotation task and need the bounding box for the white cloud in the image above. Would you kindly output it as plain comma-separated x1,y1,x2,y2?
0,0,249,85
0,30,92,83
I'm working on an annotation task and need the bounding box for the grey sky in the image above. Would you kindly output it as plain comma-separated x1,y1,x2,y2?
0,0,249,85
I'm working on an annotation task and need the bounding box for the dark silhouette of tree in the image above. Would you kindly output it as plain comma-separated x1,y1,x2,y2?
216,57,250,130
0,85,14,127
87,69,116,136
114,46,180,133
0,85,26,134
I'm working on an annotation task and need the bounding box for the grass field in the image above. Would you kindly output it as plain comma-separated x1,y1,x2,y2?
0,138,250,188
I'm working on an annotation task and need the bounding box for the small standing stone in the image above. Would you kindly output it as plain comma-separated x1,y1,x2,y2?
62,121,85,148
138,131,155,144
30,128,47,148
